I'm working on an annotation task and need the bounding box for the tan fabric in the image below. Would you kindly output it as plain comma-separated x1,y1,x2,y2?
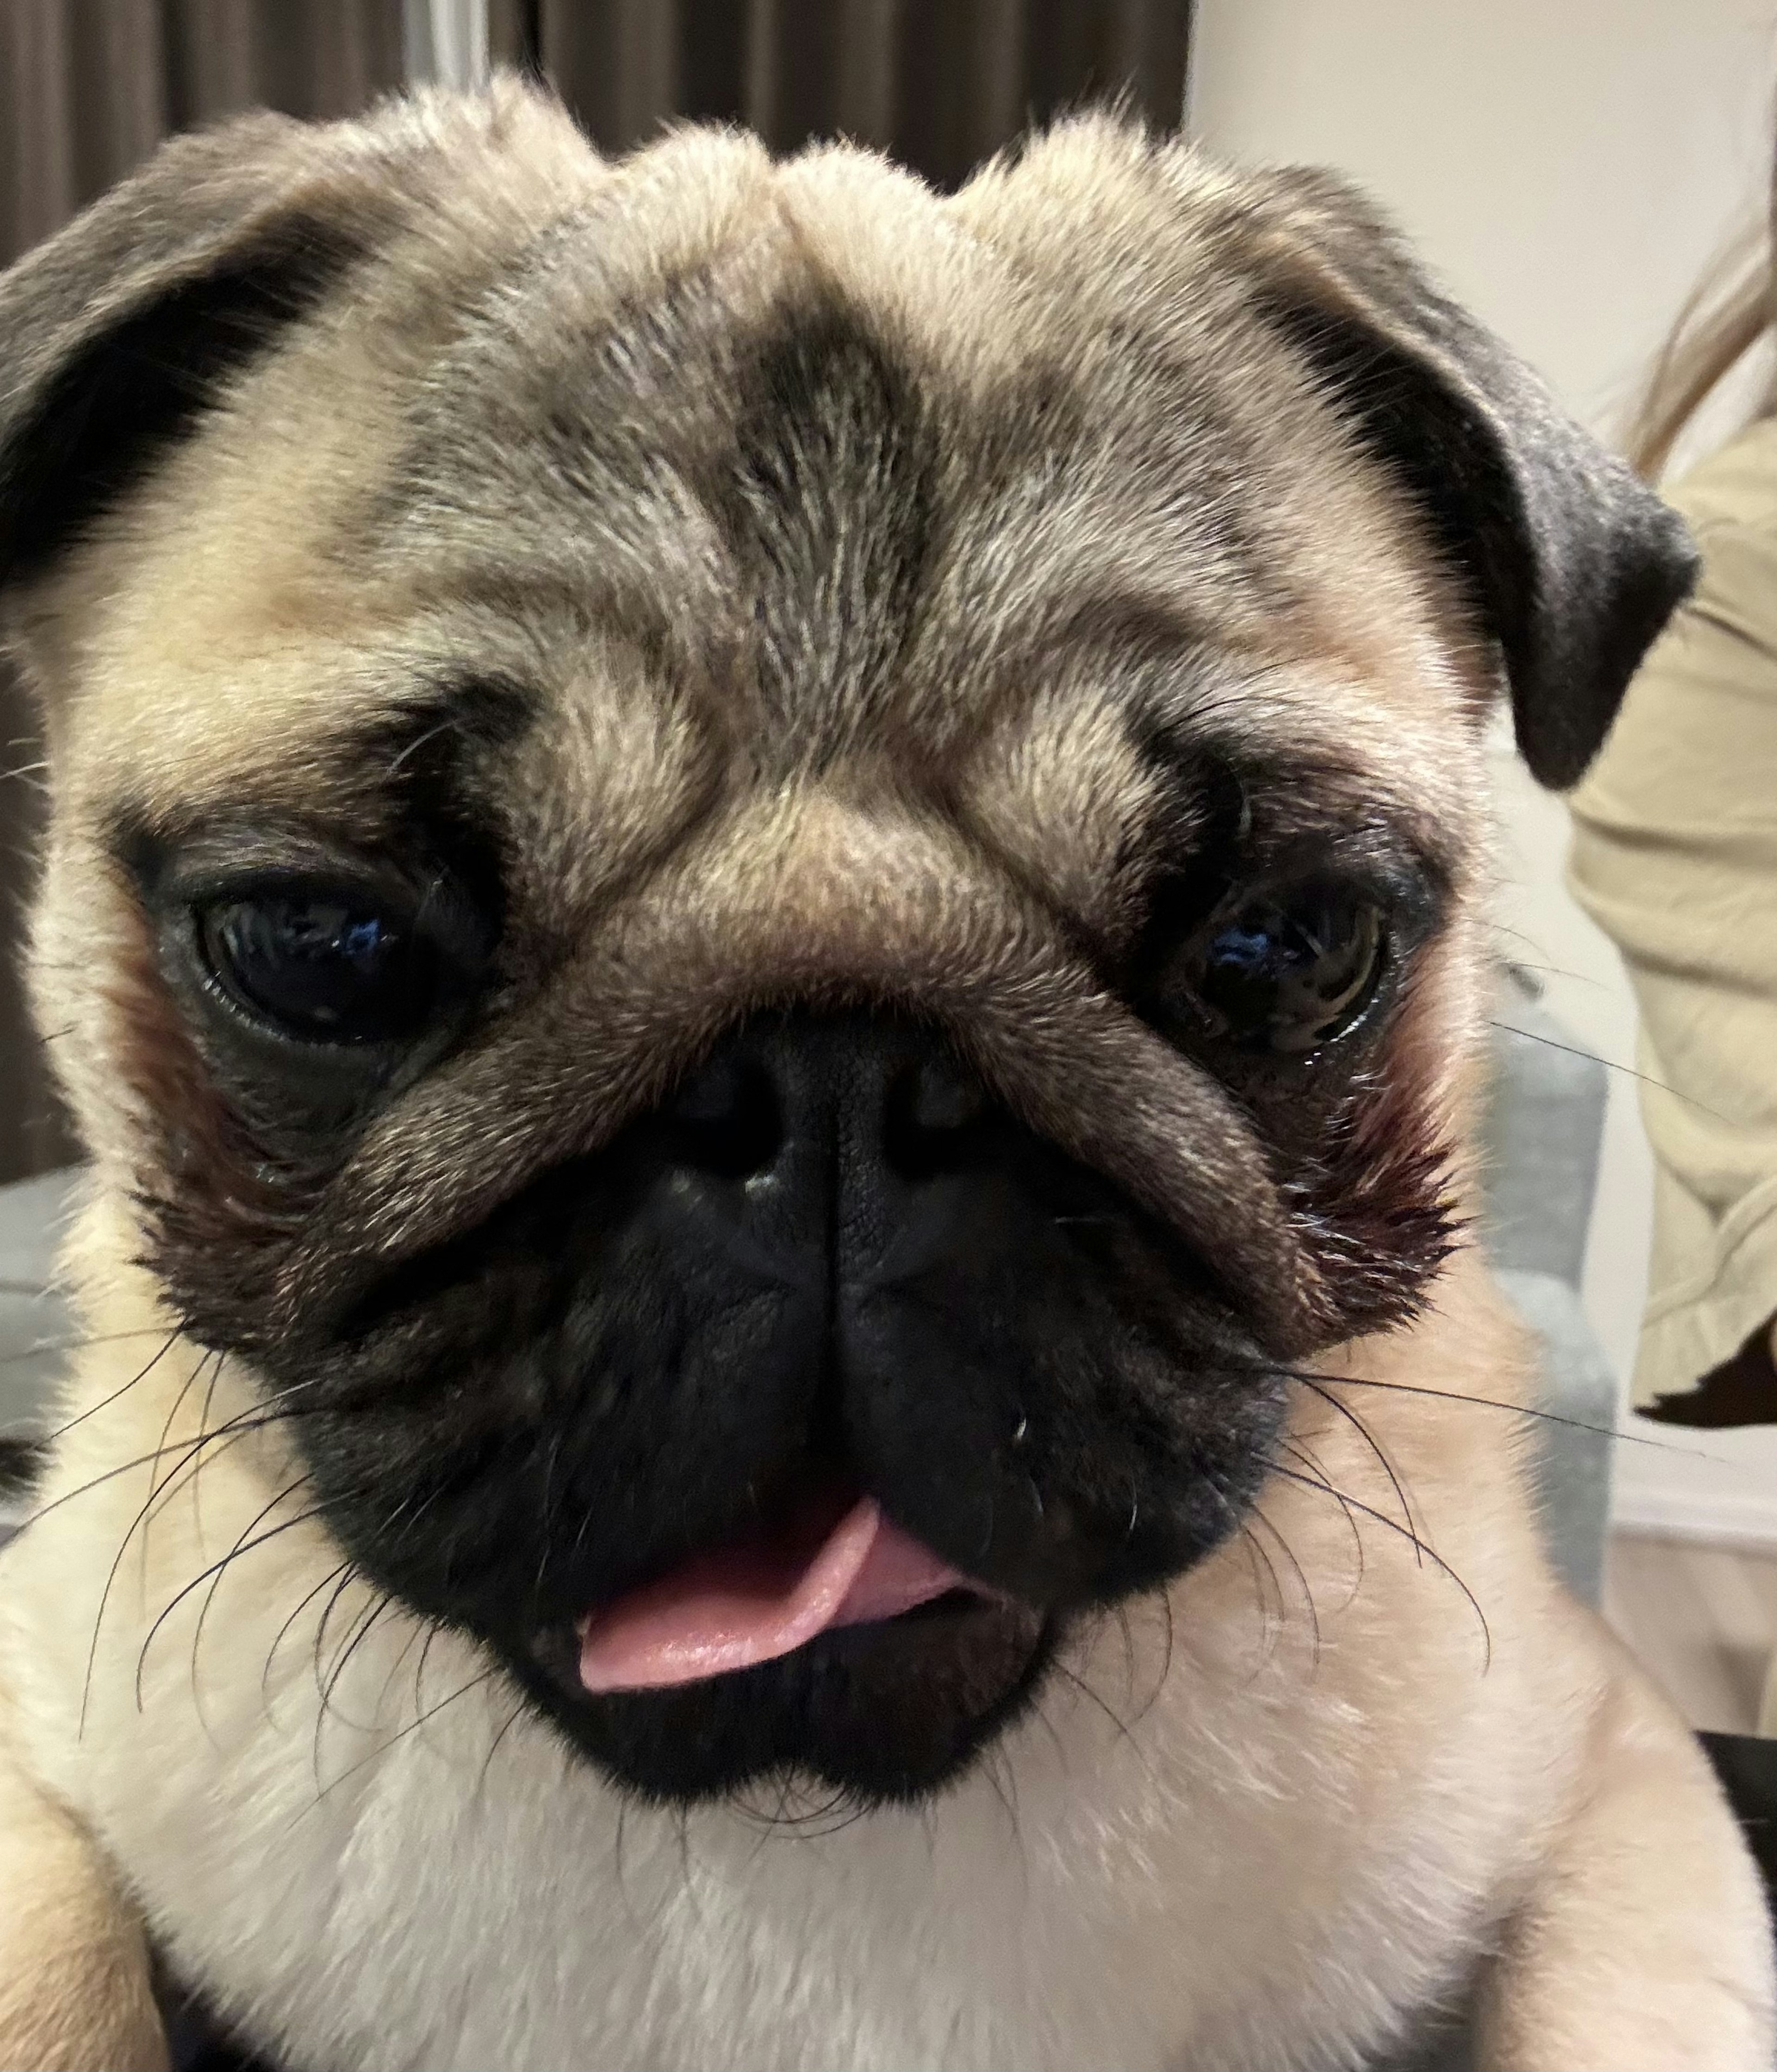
1568,416,1777,1408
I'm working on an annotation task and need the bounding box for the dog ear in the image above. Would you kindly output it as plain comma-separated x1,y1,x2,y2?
1228,165,1695,789
0,111,385,593
0,91,557,601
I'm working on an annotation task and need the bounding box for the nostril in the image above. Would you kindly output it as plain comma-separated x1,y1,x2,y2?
668,1055,748,1127
906,1056,987,1134
665,1055,780,1177
887,1053,991,1179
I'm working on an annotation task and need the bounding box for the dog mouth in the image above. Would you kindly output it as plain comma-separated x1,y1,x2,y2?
506,1476,1051,1804
572,1483,998,1694
269,1014,1291,1803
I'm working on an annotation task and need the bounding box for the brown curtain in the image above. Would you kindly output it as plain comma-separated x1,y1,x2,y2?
494,1,1193,188
0,1,404,1185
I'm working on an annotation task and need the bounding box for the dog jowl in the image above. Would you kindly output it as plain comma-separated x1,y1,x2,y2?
0,92,1683,1818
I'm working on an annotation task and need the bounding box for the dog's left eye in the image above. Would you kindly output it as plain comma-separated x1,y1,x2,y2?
198,892,443,1044
1160,884,1386,1055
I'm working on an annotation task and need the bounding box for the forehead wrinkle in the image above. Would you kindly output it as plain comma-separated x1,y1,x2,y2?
366,154,1291,788
1135,685,1472,881
365,203,799,576
897,413,1331,770
365,528,730,700
340,121,1466,831
363,163,1119,782
953,692,1166,959
494,681,726,940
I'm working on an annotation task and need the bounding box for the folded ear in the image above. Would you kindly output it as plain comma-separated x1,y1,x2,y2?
0,83,577,601
1224,164,1696,789
0,111,386,592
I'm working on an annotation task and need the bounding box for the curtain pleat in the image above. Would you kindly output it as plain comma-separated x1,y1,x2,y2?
504,0,1192,182
163,1,404,129
0,1,404,1185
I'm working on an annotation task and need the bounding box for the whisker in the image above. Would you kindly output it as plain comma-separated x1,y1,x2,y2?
1232,1525,1274,1644
979,1744,1025,1856
79,1346,220,1734
183,1352,230,1547
1487,1018,1733,1126
304,1566,374,1781
610,1796,641,1934
263,1560,356,1716
367,1601,431,1726
297,1666,499,1820
1151,1587,1176,1709
23,1328,180,1421
5,1410,315,1545
1268,1462,1492,1671
407,1618,443,1733
1112,1601,1138,1707
738,1777,856,1835
475,1695,530,1799
385,715,460,778
142,1416,267,1540
146,1346,214,1517
1491,957,1610,993
1049,1657,1158,1786
1201,1475,1280,1663
1026,1684,1075,1778
155,1379,338,1535
1248,1503,1322,1669
318,1589,401,1732
1282,1366,1702,1454
1240,1520,1286,1634
1295,1375,1420,1559
1278,1437,1366,1611
136,1477,317,1708
1490,928,1582,974
12,1361,345,1552
190,1470,317,1716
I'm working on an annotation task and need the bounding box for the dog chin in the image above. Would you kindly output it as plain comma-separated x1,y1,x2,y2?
504,1596,1053,1806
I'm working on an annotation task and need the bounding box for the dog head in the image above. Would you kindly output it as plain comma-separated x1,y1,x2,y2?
0,85,1691,1804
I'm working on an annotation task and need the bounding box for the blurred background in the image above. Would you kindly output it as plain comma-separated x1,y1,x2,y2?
3,0,1776,1730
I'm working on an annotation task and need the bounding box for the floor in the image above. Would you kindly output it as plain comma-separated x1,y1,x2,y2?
1604,1532,1777,1735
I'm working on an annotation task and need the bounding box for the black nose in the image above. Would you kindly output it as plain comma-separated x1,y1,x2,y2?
657,1016,991,1265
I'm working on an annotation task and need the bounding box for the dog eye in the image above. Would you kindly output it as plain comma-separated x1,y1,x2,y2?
198,892,441,1045
1162,885,1386,1055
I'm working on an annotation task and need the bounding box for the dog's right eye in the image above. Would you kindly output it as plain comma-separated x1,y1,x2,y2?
1152,881,1388,1057
198,892,443,1045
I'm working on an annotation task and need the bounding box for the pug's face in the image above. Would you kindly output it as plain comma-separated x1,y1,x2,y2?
1,90,1690,1805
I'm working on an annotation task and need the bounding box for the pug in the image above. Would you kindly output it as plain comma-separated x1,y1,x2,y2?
0,80,1769,2072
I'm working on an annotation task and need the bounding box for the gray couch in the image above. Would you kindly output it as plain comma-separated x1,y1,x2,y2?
0,985,1618,1593
0,1164,81,1522
1477,977,1617,1603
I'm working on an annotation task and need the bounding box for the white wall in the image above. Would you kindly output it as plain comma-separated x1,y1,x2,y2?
1189,0,1777,1538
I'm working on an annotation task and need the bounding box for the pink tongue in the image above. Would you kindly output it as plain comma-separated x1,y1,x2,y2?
577,1498,969,1694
